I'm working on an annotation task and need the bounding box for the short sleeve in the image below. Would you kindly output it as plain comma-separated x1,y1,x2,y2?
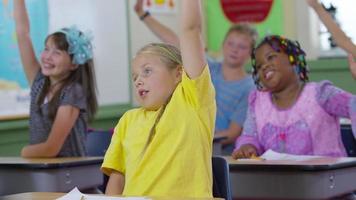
101,113,128,176
234,90,263,154
180,65,215,109
59,83,86,111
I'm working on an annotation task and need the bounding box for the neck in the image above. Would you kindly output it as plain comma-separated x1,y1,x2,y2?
272,81,304,109
221,61,247,81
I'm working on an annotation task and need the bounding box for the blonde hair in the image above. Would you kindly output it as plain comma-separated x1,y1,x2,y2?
135,43,182,156
224,23,259,49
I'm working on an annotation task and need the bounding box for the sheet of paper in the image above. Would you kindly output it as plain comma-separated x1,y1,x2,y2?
56,187,150,200
260,149,324,161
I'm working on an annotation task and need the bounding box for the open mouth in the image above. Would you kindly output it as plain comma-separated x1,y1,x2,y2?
264,70,274,80
42,63,55,70
138,89,149,98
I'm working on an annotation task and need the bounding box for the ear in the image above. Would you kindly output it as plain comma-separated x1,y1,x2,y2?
174,67,183,84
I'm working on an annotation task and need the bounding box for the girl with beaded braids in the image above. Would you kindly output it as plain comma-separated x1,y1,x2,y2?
232,35,356,159
14,0,97,158
102,0,216,197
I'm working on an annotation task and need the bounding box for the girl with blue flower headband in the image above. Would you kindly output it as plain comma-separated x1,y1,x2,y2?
14,0,97,158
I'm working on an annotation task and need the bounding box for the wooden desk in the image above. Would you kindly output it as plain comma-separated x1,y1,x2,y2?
0,157,103,196
225,156,356,200
0,192,224,200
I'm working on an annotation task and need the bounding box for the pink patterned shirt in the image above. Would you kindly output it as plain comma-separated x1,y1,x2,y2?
235,81,356,157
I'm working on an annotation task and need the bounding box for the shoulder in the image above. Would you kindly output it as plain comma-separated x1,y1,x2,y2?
31,70,46,89
207,59,221,73
314,80,342,99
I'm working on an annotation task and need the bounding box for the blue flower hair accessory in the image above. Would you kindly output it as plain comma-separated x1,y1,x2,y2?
59,26,93,65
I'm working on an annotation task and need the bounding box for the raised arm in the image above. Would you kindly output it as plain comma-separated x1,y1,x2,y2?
180,0,206,79
14,0,40,85
134,0,179,46
348,54,356,79
307,0,356,57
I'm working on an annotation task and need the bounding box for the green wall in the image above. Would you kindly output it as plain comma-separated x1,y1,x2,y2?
205,0,284,52
0,104,132,156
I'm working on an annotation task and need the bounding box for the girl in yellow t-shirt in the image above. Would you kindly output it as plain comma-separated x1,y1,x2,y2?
101,0,216,198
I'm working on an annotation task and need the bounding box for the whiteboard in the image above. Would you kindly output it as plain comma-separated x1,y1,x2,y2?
48,0,131,105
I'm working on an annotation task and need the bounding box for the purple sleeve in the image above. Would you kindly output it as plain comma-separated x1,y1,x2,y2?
317,81,356,138
234,90,263,155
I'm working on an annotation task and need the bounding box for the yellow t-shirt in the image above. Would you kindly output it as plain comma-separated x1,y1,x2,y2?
101,66,216,198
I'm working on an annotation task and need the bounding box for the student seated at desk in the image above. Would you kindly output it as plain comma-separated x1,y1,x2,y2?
14,0,98,158
133,0,257,155
232,35,356,159
101,0,215,198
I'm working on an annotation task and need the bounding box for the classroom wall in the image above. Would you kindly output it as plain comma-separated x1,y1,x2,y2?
127,1,181,58
48,0,131,106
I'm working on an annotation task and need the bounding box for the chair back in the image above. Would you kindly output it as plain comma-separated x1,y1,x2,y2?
341,124,356,157
85,130,112,156
212,156,232,200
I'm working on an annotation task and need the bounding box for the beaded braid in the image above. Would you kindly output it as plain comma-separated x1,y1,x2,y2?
251,35,309,90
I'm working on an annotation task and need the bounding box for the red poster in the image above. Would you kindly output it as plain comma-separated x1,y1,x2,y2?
220,0,274,23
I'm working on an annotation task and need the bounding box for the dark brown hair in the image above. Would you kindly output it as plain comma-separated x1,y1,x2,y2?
37,32,98,122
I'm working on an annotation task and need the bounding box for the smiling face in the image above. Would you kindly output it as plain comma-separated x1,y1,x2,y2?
132,54,181,110
40,35,76,84
222,32,253,68
254,44,299,92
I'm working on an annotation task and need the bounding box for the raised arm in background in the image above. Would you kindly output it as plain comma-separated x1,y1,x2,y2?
134,0,179,46
307,0,356,79
14,0,40,85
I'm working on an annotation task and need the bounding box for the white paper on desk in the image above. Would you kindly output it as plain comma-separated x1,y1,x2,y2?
260,149,324,161
56,187,150,200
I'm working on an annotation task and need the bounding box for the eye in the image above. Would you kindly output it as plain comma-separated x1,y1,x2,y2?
143,67,152,77
43,47,49,52
267,54,277,61
50,49,62,56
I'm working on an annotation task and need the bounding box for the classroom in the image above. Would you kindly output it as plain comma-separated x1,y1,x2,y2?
0,0,356,199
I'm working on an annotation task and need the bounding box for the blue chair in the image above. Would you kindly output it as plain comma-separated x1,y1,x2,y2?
85,129,113,193
341,124,356,157
86,130,112,156
212,156,232,200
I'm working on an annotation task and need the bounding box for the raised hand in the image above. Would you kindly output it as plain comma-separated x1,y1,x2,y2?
134,0,145,17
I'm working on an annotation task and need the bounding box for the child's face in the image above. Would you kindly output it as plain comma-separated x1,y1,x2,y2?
40,37,76,83
222,32,252,67
254,44,298,92
132,54,181,110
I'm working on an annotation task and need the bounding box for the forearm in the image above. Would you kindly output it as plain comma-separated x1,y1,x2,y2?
13,0,39,84
106,172,125,195
216,122,243,145
14,0,30,35
142,16,179,46
180,0,206,78
21,143,58,158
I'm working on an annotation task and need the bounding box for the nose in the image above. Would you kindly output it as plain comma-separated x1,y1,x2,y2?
134,77,143,88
